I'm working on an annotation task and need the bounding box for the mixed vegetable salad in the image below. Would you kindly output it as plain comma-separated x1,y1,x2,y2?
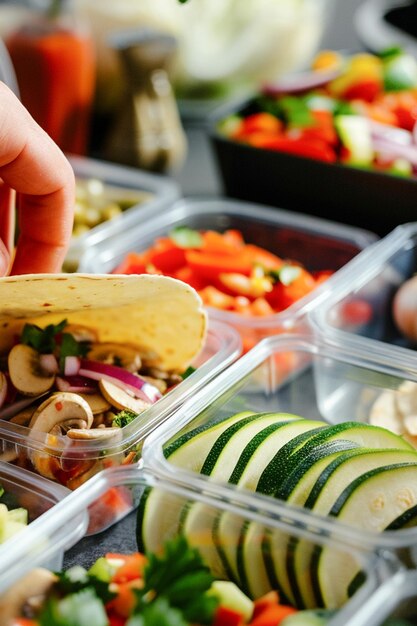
217,47,417,177
113,227,332,319
6,536,413,626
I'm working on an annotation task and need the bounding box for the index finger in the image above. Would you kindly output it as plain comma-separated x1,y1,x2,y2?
0,81,75,274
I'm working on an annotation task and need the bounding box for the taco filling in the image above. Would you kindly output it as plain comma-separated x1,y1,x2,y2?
0,273,207,487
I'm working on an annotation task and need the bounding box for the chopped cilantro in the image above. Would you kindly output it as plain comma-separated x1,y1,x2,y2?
22,319,67,354
112,409,139,428
134,536,218,624
169,227,203,249
53,566,116,604
181,366,196,380
59,333,89,372
127,597,187,626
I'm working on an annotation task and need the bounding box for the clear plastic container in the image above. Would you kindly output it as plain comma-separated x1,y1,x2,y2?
142,333,417,567
78,197,377,352
310,223,417,367
0,463,396,622
0,461,87,573
0,319,240,533
65,155,181,271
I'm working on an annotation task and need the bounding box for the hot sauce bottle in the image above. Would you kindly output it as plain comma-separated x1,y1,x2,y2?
6,0,96,155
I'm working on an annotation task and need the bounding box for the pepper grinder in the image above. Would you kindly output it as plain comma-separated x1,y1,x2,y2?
104,28,187,173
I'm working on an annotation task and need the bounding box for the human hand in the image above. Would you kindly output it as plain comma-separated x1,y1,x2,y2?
0,81,75,276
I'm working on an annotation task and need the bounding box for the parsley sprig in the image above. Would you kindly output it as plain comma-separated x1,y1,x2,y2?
21,320,90,372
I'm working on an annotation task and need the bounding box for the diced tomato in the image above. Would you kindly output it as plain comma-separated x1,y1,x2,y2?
393,103,417,131
245,131,283,148
213,605,245,626
255,135,337,162
265,267,316,310
108,612,126,626
238,112,283,135
249,604,297,626
342,78,383,102
113,252,148,275
109,552,147,584
252,591,281,619
106,579,143,617
297,110,338,146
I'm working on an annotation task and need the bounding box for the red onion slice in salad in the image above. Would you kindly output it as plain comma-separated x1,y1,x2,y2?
262,67,342,96
78,359,162,404
0,393,49,421
56,375,97,394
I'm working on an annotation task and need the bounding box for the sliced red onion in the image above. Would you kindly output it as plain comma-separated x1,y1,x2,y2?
78,359,162,403
372,136,417,166
39,353,58,375
64,356,81,377
262,67,342,96
56,375,97,394
0,394,48,421
369,121,413,146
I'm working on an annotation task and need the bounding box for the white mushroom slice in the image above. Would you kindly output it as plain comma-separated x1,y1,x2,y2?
87,343,142,372
396,380,417,418
78,392,111,415
8,344,55,396
28,393,94,479
369,389,404,434
0,568,57,624
99,379,150,413
66,427,122,440
29,392,94,433
65,324,98,343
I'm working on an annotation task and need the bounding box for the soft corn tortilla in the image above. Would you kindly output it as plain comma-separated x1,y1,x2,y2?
0,273,207,372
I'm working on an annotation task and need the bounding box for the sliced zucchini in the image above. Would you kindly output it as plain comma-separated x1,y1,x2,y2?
314,463,417,608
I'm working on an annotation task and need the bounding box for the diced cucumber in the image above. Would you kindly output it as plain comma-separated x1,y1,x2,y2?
6,507,28,525
314,463,417,608
334,115,373,165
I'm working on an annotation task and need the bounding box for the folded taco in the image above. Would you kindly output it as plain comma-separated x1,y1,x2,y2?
0,273,207,487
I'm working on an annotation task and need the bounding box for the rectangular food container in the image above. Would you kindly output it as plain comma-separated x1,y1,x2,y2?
64,155,181,271
0,461,87,572
0,463,397,625
209,98,417,237
310,222,417,367
0,319,241,533
78,197,377,353
141,333,417,587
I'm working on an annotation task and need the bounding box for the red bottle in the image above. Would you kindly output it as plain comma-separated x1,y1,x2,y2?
6,0,96,155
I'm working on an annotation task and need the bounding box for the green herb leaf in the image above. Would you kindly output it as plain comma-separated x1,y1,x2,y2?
59,333,90,372
279,96,315,127
39,588,109,626
135,536,218,625
53,566,116,604
112,409,139,428
181,366,196,380
128,597,188,626
22,319,67,354
169,226,203,248
378,46,403,61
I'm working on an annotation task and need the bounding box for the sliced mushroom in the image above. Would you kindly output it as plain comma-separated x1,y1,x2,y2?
66,426,122,440
0,372,7,410
78,392,111,415
0,568,57,624
99,379,150,414
8,344,56,396
29,393,94,433
28,393,94,479
65,324,98,343
87,342,142,372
